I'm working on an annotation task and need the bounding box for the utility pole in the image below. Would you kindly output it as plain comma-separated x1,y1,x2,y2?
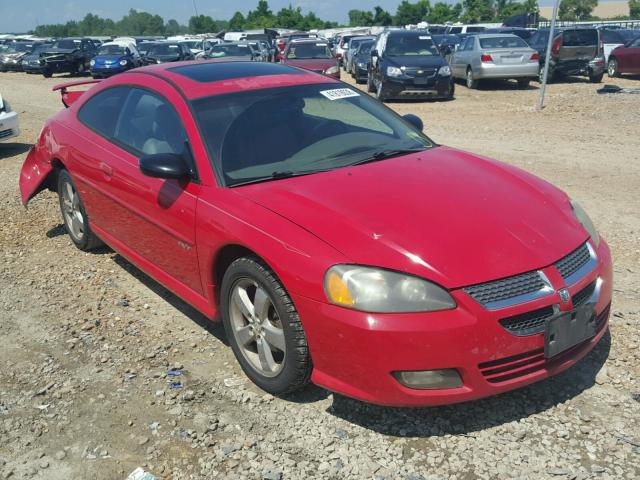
537,0,560,111
192,0,199,17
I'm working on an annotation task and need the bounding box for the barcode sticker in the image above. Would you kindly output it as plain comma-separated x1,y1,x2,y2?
320,88,360,101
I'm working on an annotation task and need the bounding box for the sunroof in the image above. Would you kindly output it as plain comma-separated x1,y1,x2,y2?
169,62,304,83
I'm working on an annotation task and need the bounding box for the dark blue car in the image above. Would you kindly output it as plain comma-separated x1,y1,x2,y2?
90,42,141,78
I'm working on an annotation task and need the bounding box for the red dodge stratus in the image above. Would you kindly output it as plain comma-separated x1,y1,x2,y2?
19,61,612,407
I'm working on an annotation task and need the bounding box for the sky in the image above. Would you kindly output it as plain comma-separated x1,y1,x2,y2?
0,0,598,33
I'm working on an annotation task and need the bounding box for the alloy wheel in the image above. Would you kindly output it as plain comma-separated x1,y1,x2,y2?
608,59,618,77
61,181,85,241
229,279,286,377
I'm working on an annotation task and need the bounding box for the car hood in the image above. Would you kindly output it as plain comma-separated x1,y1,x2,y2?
284,58,336,70
386,55,446,68
1,52,26,60
235,146,586,289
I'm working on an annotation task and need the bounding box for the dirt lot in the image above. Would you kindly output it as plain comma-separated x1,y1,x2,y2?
0,70,639,480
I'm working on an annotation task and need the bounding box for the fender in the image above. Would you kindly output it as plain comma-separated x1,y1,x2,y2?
19,144,55,206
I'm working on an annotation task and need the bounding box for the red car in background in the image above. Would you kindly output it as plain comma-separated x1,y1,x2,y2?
281,39,340,79
275,32,317,61
19,61,612,407
607,35,640,77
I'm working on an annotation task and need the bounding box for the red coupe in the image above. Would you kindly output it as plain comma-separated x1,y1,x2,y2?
608,35,640,77
20,61,612,407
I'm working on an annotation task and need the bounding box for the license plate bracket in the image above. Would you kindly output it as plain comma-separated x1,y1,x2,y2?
544,305,597,358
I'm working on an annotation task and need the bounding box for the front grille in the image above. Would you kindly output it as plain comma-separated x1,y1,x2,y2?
0,129,15,139
572,281,596,307
555,243,591,281
499,306,555,336
480,302,610,384
463,271,548,309
403,67,437,77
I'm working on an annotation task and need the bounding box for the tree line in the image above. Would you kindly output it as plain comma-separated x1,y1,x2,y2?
30,0,640,37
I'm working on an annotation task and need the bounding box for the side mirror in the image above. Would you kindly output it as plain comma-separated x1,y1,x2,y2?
403,114,424,131
139,153,190,180
371,49,378,57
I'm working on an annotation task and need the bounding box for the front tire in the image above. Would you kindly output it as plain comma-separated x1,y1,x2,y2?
57,170,103,251
376,80,389,102
220,257,312,395
607,58,619,78
43,69,52,78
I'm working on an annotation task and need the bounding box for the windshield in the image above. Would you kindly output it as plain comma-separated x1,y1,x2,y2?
193,83,433,186
357,41,373,55
479,36,528,49
210,44,251,57
386,35,439,56
182,41,201,49
618,29,640,42
99,45,127,55
53,39,81,50
5,43,32,53
287,43,332,59
148,44,180,55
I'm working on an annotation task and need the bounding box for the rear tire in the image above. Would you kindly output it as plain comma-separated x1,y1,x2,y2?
517,79,530,89
57,170,103,251
220,257,312,395
466,68,478,89
539,65,553,84
589,72,603,83
607,58,619,78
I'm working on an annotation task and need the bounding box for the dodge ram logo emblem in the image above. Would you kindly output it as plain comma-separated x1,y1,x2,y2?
558,288,570,303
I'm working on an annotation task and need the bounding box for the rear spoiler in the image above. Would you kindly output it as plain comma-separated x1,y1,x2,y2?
52,79,103,108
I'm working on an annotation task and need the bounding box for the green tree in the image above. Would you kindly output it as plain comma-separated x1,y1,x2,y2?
373,6,394,25
630,0,640,18
348,9,374,26
229,11,246,30
558,0,597,20
462,0,495,22
116,9,165,36
394,1,431,25
276,5,305,28
188,14,217,33
427,2,462,23
245,0,277,27
165,19,184,36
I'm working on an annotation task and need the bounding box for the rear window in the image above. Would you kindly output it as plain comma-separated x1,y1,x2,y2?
287,43,332,59
562,30,598,47
479,36,528,49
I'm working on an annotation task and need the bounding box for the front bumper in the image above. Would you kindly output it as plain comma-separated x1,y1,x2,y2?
475,62,539,79
91,65,128,77
22,62,43,73
295,239,612,407
0,111,20,142
384,74,453,99
42,60,77,73
0,60,24,71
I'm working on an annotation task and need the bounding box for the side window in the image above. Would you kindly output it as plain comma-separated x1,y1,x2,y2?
114,89,188,156
601,30,620,44
631,38,640,48
78,87,129,138
463,37,474,51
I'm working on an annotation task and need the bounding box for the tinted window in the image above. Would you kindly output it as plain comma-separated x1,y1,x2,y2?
114,89,187,156
631,38,640,48
192,83,433,186
147,44,180,55
467,26,486,33
209,44,252,57
286,43,332,59
386,35,439,56
601,30,622,44
99,45,127,55
479,36,528,49
53,39,81,50
562,30,598,47
449,27,462,34
528,31,549,47
78,87,129,138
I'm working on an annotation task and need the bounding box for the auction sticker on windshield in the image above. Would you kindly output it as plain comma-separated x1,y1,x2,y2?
320,88,360,101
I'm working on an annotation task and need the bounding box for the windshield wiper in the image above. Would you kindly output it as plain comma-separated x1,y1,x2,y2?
348,148,427,167
228,169,328,188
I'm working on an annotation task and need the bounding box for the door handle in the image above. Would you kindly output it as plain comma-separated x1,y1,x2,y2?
98,162,113,178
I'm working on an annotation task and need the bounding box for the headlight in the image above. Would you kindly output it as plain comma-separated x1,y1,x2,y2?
386,66,403,77
357,61,366,68
90,59,96,66
324,265,456,313
438,65,451,76
324,65,339,75
119,59,128,66
156,59,162,64
570,199,600,247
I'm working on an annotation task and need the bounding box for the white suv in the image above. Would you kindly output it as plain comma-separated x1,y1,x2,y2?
0,94,19,142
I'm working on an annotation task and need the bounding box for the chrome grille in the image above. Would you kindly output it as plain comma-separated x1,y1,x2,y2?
555,243,592,283
0,129,15,139
572,281,596,308
463,271,552,310
499,306,555,336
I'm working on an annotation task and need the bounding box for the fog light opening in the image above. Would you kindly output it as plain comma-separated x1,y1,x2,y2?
393,369,463,390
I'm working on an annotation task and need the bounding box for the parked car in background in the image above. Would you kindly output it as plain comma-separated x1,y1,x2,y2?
449,34,539,89
368,30,454,101
0,42,36,72
247,40,270,62
431,34,462,57
21,43,53,74
142,42,194,65
40,38,98,77
345,36,376,74
534,28,605,83
607,35,640,77
180,39,219,59
600,28,640,62
91,41,142,78
352,40,375,84
19,61,612,407
445,24,486,35
207,43,259,62
484,27,534,41
275,32,317,61
281,39,339,78
0,93,19,142
334,34,358,66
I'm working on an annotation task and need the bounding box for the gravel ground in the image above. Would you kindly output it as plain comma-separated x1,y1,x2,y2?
0,70,639,480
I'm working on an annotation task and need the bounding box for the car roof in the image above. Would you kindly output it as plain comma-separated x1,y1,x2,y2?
476,33,522,38
122,60,337,100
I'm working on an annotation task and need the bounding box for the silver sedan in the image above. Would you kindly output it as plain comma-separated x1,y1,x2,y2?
450,34,540,89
